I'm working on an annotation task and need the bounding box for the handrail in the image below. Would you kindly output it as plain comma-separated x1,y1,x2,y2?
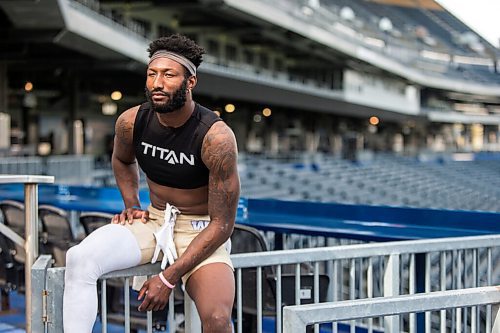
32,233,500,333
97,234,500,333
230,234,500,268
0,175,55,333
282,286,500,332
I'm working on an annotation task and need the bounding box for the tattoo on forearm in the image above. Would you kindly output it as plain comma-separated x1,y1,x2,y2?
203,124,240,224
166,123,239,281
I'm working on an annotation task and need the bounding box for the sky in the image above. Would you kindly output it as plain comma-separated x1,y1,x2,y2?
436,0,500,48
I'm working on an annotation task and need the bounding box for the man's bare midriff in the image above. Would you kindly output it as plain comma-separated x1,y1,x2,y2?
147,178,209,215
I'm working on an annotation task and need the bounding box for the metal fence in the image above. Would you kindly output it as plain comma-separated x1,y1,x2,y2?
32,234,500,333
45,155,94,185
0,155,95,185
283,286,500,333
0,156,43,175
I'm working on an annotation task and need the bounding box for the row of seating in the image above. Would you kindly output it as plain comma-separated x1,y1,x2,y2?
239,153,500,212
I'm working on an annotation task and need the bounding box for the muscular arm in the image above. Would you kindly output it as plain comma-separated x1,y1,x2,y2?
162,121,240,283
112,106,141,209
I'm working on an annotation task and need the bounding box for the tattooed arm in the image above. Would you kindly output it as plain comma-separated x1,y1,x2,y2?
161,121,240,283
111,106,147,223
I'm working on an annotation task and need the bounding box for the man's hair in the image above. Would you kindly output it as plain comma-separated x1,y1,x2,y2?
147,34,205,68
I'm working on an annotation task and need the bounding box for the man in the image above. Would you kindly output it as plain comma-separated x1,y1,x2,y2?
63,34,240,333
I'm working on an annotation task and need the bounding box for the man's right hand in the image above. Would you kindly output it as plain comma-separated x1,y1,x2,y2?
112,207,150,224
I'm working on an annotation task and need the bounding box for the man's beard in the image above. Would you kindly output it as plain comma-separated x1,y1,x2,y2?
145,78,188,114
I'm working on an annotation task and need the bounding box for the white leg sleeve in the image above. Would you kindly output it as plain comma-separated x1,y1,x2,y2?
63,224,142,333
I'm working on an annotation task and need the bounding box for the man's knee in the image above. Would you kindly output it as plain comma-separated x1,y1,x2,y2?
65,244,99,280
65,245,84,269
202,309,232,332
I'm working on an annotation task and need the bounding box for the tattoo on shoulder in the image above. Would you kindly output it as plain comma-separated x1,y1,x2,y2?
116,116,134,145
203,124,237,173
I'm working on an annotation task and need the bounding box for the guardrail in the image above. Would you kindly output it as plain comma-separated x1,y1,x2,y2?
282,286,500,333
32,234,500,333
0,155,94,184
0,175,55,333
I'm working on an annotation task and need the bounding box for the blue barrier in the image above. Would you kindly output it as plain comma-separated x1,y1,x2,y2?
0,184,498,241
0,183,248,222
243,199,500,241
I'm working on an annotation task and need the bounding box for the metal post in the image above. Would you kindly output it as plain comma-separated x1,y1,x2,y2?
425,253,431,333
46,268,65,333
0,175,54,333
276,265,282,333
258,266,264,333
31,255,53,333
25,183,38,333
0,63,7,111
384,254,400,332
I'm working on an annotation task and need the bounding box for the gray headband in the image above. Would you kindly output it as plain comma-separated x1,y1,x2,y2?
149,50,197,76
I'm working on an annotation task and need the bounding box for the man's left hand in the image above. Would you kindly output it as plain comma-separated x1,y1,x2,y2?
137,275,172,312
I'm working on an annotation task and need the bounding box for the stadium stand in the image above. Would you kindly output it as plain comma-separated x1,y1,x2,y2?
1,0,500,331
1,0,499,160
239,153,500,212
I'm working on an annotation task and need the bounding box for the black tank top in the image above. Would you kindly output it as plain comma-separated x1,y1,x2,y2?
133,102,222,189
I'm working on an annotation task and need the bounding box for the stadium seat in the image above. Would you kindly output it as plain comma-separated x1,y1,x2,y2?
0,200,27,264
0,200,51,294
38,205,79,267
79,211,113,235
0,231,24,298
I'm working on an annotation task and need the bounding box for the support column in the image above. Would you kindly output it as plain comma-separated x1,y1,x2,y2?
0,63,10,149
0,63,7,114
68,75,79,155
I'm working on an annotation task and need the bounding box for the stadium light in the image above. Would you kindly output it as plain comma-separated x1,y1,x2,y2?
369,116,379,126
24,81,33,92
253,114,262,123
262,108,272,117
38,142,51,156
111,91,122,101
225,104,236,113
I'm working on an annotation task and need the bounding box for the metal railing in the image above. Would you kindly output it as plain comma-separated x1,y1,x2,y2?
72,0,150,39
230,235,499,333
45,155,94,185
0,155,95,184
283,286,500,333
0,156,43,175
0,175,55,333
32,234,500,333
